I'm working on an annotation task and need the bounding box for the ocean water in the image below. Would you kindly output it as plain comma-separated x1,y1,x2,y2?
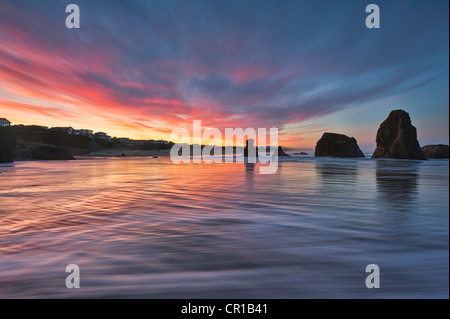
0,156,448,298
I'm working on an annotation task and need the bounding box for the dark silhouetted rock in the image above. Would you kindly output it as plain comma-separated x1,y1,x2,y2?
14,149,33,161
0,127,16,163
421,144,449,159
277,146,290,157
244,139,258,158
315,133,365,158
244,139,289,157
294,152,309,155
372,110,426,160
87,140,102,153
32,145,75,160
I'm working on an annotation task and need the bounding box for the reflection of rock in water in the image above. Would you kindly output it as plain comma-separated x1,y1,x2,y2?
376,160,419,211
245,163,255,188
245,162,255,172
316,161,359,185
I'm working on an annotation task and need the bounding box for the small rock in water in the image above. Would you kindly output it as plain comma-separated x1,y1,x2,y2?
277,146,290,157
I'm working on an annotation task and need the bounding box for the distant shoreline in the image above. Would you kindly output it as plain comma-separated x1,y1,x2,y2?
76,148,171,158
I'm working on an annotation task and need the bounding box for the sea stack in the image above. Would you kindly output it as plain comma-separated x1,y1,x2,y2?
314,133,365,158
372,110,426,160
0,127,16,163
277,146,290,157
421,144,449,159
244,139,258,158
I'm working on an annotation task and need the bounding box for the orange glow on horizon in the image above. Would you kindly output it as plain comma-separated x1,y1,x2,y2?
1,106,318,147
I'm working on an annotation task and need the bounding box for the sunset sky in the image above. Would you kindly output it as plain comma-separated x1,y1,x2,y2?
0,0,448,149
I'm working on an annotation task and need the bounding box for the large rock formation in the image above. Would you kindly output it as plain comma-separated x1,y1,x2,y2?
372,110,426,160
315,133,365,158
0,127,17,163
31,145,75,160
421,144,449,159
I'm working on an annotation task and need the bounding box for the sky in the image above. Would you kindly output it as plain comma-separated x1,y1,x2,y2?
0,0,448,149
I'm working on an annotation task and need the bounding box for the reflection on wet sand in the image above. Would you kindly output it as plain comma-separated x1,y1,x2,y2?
316,160,359,185
245,162,255,172
0,157,447,298
245,162,255,188
376,160,420,212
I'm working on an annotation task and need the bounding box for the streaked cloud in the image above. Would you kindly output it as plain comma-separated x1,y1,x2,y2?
0,0,448,146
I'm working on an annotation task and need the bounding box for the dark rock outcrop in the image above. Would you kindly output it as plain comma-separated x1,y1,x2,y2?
31,145,75,160
277,146,290,157
14,149,33,161
315,133,365,158
243,139,289,157
372,110,426,160
244,139,259,158
0,127,17,163
421,144,449,159
87,140,102,153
